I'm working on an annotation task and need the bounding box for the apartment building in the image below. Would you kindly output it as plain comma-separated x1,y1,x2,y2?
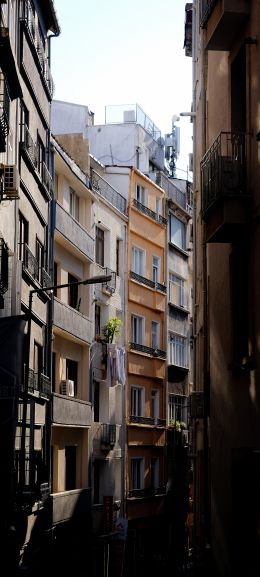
191,1,260,576
0,0,59,572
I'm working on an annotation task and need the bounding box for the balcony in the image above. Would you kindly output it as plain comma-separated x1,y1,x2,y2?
149,171,193,216
52,393,92,427
129,342,167,359
200,0,250,51
22,243,52,289
90,169,127,215
53,297,92,343
201,132,250,242
130,270,167,293
133,198,167,225
0,75,9,152
55,201,95,262
0,28,22,100
21,125,38,168
22,367,51,398
50,488,91,524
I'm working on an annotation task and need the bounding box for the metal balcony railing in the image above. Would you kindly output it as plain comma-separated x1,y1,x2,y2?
101,267,116,294
41,161,53,195
0,75,10,152
133,198,167,224
128,486,166,499
129,342,167,359
20,0,54,97
150,171,193,215
130,415,155,425
14,449,47,496
23,243,38,279
21,125,38,168
130,270,167,293
23,366,51,397
200,0,218,28
90,170,127,215
201,132,248,216
0,238,8,295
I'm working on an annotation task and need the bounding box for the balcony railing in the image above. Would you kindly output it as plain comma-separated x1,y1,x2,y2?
102,267,116,294
149,171,193,215
41,161,53,195
201,132,248,217
90,169,127,215
200,0,218,28
0,75,9,152
0,238,8,295
128,486,166,499
133,198,167,225
20,0,54,97
130,415,155,425
23,367,51,398
21,125,38,168
23,243,38,279
129,342,167,359
130,270,167,293
15,450,48,497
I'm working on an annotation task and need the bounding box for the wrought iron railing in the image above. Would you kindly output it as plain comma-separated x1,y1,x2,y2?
21,125,38,168
90,170,127,215
0,238,8,295
200,0,218,28
23,366,51,397
23,243,39,279
14,449,47,495
130,415,155,425
128,486,166,498
130,270,167,293
129,342,166,359
101,267,116,294
20,0,54,97
201,132,248,216
41,161,53,195
40,267,52,288
0,75,10,152
133,198,167,224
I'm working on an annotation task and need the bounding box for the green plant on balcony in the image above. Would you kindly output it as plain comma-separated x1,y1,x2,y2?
102,317,122,343
169,419,187,432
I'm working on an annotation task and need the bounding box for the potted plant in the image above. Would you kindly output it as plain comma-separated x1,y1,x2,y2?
102,317,122,344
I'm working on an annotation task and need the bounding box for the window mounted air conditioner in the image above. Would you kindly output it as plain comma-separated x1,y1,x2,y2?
60,379,75,397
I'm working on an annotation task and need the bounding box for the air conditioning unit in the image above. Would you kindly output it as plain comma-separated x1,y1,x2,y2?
0,164,20,200
60,379,75,397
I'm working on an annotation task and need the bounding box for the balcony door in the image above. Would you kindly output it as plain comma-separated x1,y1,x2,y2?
231,45,246,133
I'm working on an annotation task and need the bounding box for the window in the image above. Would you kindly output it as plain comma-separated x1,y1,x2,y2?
152,256,160,284
34,341,43,388
131,457,144,490
95,304,101,338
35,237,44,281
93,380,100,422
68,272,78,309
37,134,45,176
155,198,161,218
131,386,144,417
69,187,79,221
136,184,147,205
95,226,104,266
151,320,160,349
169,273,185,307
65,446,77,490
169,214,186,250
131,314,144,345
151,457,159,490
66,358,78,397
18,212,28,261
116,238,120,276
53,262,58,296
151,390,159,419
169,333,188,368
132,246,145,276
169,394,186,424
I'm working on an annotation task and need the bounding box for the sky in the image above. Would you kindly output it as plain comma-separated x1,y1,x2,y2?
51,0,193,179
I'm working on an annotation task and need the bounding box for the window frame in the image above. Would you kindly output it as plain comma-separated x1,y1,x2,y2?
132,245,146,276
131,314,144,345
131,385,144,417
131,457,144,491
169,213,186,250
168,333,188,368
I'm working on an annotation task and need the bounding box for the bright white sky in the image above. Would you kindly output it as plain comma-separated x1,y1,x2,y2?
51,0,193,179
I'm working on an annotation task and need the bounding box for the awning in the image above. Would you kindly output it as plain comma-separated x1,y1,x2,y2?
0,27,23,100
